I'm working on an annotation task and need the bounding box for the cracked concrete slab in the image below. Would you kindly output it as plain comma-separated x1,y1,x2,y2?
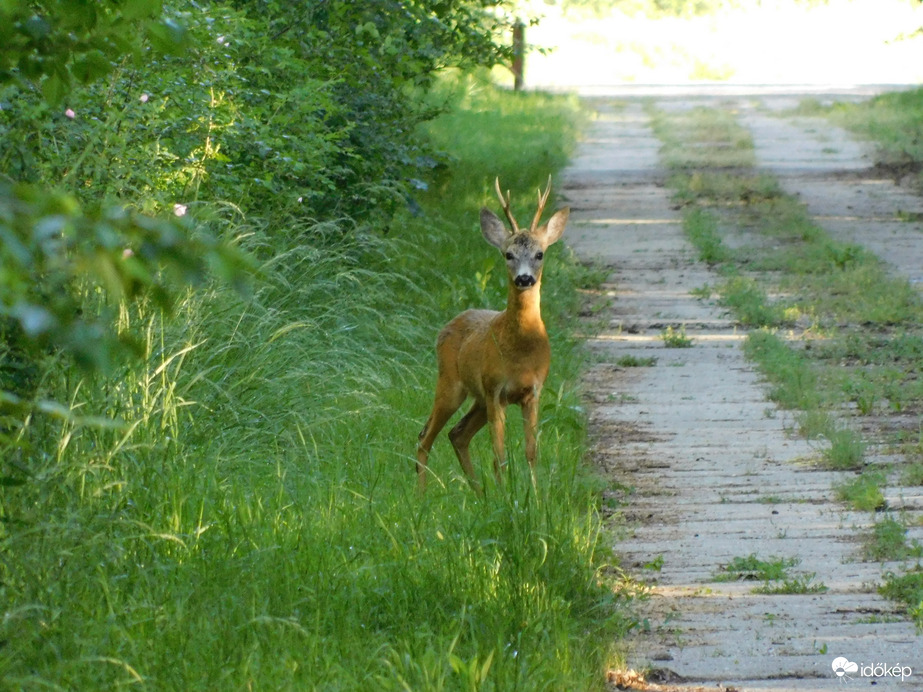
741,108,923,287
561,98,923,691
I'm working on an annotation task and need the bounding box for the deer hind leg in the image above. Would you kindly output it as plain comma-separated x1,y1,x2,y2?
448,403,487,493
416,379,465,491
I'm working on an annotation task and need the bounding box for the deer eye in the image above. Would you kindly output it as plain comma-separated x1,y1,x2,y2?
505,252,514,261
535,252,544,261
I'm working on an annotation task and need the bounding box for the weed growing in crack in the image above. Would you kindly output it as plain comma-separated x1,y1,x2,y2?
660,325,693,348
822,428,867,470
744,331,821,411
684,208,730,265
644,555,665,572
719,276,785,328
690,283,713,299
713,554,798,582
753,574,828,595
902,462,923,486
797,410,836,439
713,554,828,594
865,517,923,562
879,567,923,631
757,495,784,504
616,355,658,367
835,471,887,511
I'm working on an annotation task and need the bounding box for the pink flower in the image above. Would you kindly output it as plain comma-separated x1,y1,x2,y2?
64,108,75,119
173,203,187,217
139,93,149,103
122,248,134,259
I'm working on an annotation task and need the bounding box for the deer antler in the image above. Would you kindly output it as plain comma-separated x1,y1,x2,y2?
529,175,553,233
494,177,520,233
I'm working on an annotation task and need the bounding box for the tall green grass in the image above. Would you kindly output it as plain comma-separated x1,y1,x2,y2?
1,80,629,689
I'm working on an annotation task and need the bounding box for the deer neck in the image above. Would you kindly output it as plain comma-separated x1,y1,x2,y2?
504,280,546,336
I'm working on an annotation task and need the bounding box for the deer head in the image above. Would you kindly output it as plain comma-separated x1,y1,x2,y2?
480,177,570,290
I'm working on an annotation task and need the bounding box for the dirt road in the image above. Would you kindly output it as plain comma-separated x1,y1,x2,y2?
561,93,923,690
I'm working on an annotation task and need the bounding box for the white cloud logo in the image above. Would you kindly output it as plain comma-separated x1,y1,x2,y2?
832,657,859,678
831,657,913,682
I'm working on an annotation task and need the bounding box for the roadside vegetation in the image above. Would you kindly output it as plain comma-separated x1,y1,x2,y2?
648,99,923,629
0,3,630,688
713,553,826,595
799,88,923,187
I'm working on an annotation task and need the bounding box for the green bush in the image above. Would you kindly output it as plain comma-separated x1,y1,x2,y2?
0,0,514,431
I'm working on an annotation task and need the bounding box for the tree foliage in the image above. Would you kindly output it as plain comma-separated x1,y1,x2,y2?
0,0,187,102
0,0,513,404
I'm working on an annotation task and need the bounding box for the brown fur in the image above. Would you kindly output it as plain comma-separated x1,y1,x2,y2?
415,180,569,492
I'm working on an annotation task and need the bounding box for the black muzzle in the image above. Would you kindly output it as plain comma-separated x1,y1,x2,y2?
514,274,536,288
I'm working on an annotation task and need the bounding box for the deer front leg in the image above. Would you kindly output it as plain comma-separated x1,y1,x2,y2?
486,396,507,484
522,386,541,469
522,387,541,490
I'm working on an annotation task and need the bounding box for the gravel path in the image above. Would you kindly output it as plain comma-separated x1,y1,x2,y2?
562,97,923,691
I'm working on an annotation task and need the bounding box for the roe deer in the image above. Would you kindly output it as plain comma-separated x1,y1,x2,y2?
416,177,570,492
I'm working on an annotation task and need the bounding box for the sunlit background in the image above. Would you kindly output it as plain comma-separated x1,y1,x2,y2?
500,0,923,91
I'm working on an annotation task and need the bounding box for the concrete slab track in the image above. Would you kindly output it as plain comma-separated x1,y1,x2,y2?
561,97,923,691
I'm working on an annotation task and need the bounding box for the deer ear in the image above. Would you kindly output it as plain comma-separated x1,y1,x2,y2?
535,207,569,248
480,207,510,249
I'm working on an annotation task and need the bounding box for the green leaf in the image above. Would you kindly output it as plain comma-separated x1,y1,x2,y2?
0,476,27,487
57,0,98,30
40,71,66,105
122,0,162,21
147,18,188,56
72,50,113,83
19,15,51,40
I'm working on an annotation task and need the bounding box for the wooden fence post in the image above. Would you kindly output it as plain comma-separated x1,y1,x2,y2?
512,19,525,91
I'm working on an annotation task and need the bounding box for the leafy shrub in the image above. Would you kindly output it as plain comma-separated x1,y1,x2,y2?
0,0,514,418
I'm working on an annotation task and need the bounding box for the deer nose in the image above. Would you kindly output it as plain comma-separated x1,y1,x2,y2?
514,274,536,288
